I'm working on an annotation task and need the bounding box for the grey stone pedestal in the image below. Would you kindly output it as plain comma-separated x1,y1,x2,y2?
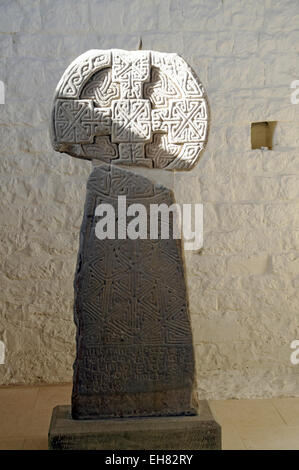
48,401,221,450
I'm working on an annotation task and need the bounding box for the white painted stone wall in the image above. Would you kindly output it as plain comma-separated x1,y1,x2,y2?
1,0,299,399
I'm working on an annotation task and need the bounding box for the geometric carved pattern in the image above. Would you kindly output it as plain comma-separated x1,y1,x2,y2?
56,50,111,98
72,164,197,419
112,51,150,99
111,99,151,143
81,69,120,107
118,143,151,167
144,67,180,108
51,49,209,170
54,99,111,143
152,99,208,143
82,136,118,161
145,134,180,169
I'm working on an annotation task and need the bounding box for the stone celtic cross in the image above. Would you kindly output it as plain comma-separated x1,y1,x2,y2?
50,49,211,422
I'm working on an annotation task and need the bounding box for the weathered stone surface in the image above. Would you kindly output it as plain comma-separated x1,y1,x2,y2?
49,402,221,450
51,49,208,170
72,163,198,419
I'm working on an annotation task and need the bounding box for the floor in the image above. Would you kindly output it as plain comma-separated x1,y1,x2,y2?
0,384,299,450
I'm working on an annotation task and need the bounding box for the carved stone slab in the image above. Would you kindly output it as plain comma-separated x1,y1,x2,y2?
72,164,198,419
51,49,209,170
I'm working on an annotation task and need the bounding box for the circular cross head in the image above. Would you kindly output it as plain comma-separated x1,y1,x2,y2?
51,49,209,170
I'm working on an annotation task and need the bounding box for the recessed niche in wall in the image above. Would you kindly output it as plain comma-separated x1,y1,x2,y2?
251,121,277,150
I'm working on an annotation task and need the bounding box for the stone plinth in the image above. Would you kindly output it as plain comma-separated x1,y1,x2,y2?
48,401,221,450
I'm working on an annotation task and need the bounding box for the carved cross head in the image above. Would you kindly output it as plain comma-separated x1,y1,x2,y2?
51,49,209,170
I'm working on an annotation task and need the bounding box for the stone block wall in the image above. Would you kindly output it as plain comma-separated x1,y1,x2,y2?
1,0,299,398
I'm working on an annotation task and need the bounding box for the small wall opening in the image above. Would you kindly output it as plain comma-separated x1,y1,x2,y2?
251,121,277,150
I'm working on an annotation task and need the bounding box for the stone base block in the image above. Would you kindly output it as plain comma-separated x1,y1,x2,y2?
48,401,221,450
